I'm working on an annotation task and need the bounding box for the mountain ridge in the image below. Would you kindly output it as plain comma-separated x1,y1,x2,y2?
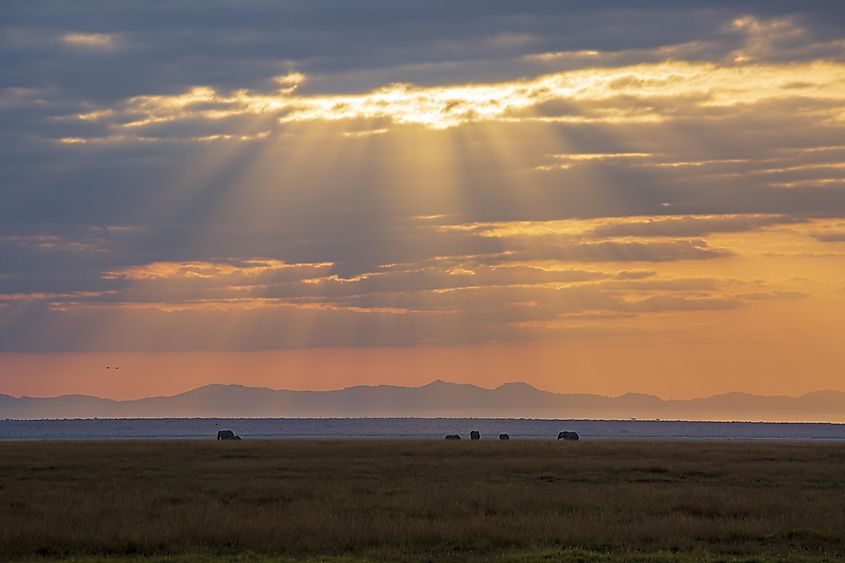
1,381,843,422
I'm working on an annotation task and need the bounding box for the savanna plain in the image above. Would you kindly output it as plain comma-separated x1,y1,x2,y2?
1,439,843,562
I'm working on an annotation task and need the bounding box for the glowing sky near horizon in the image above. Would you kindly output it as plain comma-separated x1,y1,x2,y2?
1,1,845,400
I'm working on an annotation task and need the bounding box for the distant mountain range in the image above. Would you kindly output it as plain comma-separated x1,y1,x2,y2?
1,380,844,422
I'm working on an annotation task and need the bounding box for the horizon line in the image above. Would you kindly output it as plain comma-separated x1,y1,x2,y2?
4,379,844,403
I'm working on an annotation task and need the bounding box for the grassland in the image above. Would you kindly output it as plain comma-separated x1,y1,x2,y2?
1,440,843,562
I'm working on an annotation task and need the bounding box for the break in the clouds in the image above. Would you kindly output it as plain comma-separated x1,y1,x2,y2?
1,1,844,365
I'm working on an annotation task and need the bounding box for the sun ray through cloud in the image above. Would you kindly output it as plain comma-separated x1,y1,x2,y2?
1,3,845,400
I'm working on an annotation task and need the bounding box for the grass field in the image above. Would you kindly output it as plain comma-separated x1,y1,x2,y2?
1,440,844,562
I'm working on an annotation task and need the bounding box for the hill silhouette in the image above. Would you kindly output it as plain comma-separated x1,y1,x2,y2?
1,381,844,422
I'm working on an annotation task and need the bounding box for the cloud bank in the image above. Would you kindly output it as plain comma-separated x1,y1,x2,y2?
0,1,843,396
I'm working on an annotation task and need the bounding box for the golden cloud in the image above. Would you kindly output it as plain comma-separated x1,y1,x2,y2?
68,60,845,140
104,259,331,281
62,32,115,49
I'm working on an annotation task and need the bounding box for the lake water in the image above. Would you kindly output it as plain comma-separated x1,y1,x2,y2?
2,418,845,441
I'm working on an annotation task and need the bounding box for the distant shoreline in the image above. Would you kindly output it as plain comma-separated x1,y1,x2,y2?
3,417,845,441
4,416,845,424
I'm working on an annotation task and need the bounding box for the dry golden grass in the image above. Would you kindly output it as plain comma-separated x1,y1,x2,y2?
1,440,843,561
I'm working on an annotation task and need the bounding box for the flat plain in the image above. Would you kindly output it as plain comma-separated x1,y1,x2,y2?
1,439,843,562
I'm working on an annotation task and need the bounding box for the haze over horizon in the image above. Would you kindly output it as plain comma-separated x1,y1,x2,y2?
9,377,844,401
2,1,845,409
4,379,845,422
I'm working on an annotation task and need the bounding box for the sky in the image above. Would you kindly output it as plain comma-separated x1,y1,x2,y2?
1,1,844,400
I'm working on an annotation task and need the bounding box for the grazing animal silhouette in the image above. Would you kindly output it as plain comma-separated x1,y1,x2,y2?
217,430,237,440
445,434,461,440
557,431,579,441
470,430,480,440
499,433,510,440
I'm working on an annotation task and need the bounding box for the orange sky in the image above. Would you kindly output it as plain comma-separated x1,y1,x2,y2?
3,303,844,401
1,6,845,402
